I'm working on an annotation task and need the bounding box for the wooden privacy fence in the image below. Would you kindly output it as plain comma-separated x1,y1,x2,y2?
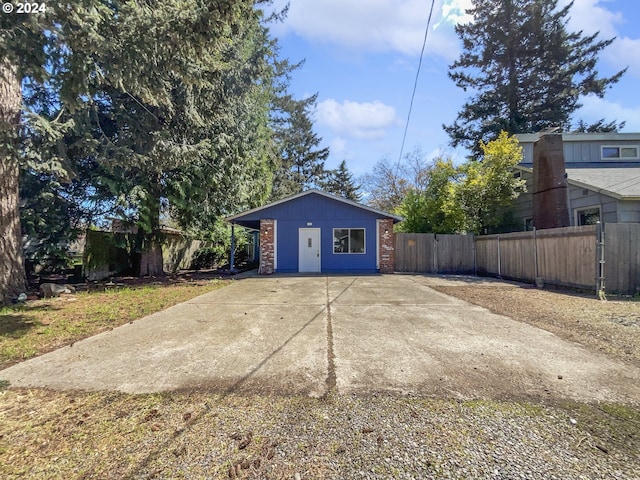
475,226,598,290
83,230,202,281
394,233,475,274
602,223,640,294
395,224,640,294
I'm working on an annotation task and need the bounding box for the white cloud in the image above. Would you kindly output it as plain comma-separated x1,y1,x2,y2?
268,0,464,60
316,99,398,140
560,0,623,38
558,0,640,78
329,137,348,157
438,0,474,26
605,36,640,78
577,95,640,131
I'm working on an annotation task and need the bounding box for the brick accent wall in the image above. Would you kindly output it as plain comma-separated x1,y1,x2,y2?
378,219,395,274
259,219,275,274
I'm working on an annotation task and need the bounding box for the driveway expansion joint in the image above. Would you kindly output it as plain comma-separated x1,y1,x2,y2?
325,276,337,394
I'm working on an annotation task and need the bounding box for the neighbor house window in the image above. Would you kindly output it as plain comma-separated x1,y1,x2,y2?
333,228,365,254
601,145,639,160
575,206,601,226
524,218,533,231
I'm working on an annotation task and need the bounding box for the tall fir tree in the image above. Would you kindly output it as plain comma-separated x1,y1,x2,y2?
270,93,329,200
1,8,52,302
0,1,280,301
320,160,362,201
444,0,626,155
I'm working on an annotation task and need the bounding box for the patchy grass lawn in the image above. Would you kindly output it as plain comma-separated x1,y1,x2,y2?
0,279,230,369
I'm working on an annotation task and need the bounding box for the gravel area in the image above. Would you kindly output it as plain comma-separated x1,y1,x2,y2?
1,389,638,479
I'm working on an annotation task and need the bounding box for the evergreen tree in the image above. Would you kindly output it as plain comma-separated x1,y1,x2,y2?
444,0,626,155
270,93,329,199
1,8,53,302
572,118,624,133
320,160,362,201
0,1,279,298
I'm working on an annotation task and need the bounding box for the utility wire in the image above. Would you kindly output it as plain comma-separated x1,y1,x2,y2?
397,0,437,169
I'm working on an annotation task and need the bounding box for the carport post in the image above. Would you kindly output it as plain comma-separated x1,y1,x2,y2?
230,223,236,272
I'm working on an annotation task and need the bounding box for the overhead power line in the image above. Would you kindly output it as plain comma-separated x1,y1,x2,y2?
397,0,437,167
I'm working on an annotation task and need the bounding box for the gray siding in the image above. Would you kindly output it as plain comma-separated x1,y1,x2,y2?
618,201,640,222
518,134,640,166
568,187,618,224
521,143,534,164
512,171,534,228
512,169,623,229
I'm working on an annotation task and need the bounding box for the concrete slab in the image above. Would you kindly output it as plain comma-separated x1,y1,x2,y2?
0,284,329,396
1,275,639,403
330,275,457,306
331,301,640,402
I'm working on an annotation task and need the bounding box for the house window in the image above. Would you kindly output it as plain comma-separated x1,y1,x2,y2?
601,145,639,160
333,228,366,254
575,206,601,226
524,218,533,231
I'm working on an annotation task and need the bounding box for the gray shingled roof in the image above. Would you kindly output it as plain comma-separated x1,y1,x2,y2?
566,168,640,198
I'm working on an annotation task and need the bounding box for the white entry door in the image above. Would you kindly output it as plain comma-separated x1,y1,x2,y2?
298,228,321,272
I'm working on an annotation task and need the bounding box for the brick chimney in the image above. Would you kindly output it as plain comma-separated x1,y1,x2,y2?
532,134,570,230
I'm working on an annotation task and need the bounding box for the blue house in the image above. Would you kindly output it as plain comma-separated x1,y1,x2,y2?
226,190,402,274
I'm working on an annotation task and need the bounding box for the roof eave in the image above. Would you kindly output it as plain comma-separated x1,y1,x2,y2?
225,189,403,223
515,132,640,143
513,165,640,199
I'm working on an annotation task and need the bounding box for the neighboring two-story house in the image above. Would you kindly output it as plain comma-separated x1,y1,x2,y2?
512,133,640,230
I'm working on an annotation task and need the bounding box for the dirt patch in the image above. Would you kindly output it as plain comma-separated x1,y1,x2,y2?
429,283,640,368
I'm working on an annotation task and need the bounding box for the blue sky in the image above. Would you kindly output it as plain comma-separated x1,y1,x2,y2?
266,0,640,176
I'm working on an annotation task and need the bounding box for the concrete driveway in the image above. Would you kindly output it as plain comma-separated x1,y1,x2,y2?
2,275,639,403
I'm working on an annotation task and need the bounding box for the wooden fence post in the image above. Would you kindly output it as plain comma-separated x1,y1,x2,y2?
473,235,477,275
497,235,501,278
596,221,606,297
433,235,438,273
532,227,537,277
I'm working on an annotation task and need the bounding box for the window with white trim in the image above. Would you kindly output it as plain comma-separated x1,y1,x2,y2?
601,145,639,160
333,228,366,254
575,206,601,226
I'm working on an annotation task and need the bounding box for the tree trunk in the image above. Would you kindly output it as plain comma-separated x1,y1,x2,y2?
137,233,164,277
0,61,27,304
